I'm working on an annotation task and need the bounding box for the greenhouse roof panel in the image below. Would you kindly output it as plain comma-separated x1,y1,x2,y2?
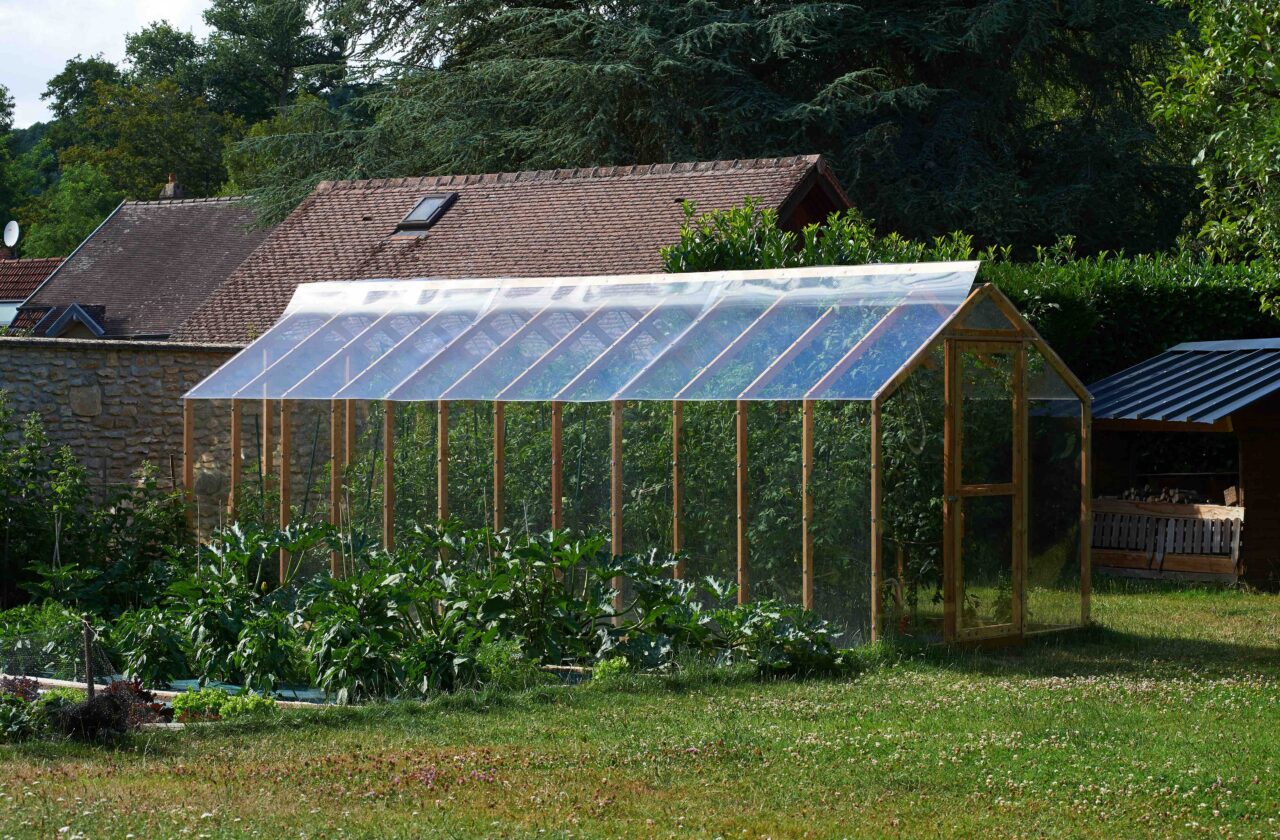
185,263,980,402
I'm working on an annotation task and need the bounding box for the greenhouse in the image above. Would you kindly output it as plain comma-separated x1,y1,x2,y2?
183,262,1091,644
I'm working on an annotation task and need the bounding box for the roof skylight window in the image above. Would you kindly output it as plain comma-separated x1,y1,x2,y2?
396,193,457,233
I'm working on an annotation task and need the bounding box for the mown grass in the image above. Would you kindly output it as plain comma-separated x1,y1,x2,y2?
2,579,1278,838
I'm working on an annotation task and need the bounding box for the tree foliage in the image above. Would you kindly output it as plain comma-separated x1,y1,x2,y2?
1150,0,1280,259
237,0,1193,252
17,164,123,258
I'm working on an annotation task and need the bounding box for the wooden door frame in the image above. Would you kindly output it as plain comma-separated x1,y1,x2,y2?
945,338,1027,642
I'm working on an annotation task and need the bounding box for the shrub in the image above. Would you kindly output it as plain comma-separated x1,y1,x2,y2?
0,695,41,742
591,657,630,685
218,691,277,720
0,676,39,703
56,693,132,740
111,607,190,687
172,687,230,721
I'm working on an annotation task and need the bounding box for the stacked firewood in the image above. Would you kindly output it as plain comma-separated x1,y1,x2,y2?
1119,485,1208,505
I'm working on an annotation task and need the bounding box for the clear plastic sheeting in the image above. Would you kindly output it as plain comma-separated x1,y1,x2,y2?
186,263,979,402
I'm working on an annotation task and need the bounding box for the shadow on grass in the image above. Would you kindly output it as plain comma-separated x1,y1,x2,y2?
926,624,1280,680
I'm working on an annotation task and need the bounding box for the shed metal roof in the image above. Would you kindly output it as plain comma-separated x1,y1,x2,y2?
1090,339,1280,425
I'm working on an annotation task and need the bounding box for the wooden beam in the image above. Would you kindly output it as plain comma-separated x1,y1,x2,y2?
228,400,242,522
551,403,564,530
383,402,395,551
344,400,356,465
870,400,883,640
437,401,449,522
1092,417,1232,434
736,399,749,604
261,398,274,484
493,401,505,531
182,400,194,530
802,399,815,611
1081,401,1092,626
942,340,958,642
672,401,684,579
1012,344,1027,636
673,299,784,399
330,399,343,576
278,399,292,585
611,400,624,615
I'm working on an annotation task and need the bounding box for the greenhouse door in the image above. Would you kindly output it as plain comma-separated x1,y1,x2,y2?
945,339,1026,642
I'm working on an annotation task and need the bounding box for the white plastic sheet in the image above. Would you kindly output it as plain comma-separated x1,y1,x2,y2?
185,263,980,402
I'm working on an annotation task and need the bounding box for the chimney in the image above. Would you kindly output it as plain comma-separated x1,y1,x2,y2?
159,173,186,201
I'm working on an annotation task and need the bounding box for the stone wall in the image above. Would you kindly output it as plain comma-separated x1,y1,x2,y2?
0,337,239,530
0,337,357,534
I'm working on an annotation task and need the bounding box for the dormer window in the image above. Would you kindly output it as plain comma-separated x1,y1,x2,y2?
396,193,457,234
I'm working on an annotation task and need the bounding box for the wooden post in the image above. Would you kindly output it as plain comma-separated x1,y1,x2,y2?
551,403,564,530
493,402,505,531
182,399,194,530
344,400,357,466
330,399,343,576
437,401,449,522
611,400,624,613
736,399,749,604
870,400,883,640
942,340,958,643
227,399,241,522
1012,345,1027,635
802,399,815,611
383,402,395,551
261,399,274,483
672,401,684,579
82,616,95,698
1081,401,1092,626
278,399,292,585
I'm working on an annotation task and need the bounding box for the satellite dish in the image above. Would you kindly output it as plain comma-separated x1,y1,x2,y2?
3,221,17,249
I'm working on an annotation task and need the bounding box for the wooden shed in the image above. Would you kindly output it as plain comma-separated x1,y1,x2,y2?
1089,339,1280,587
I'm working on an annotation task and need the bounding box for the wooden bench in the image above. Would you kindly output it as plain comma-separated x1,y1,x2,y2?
1091,498,1244,582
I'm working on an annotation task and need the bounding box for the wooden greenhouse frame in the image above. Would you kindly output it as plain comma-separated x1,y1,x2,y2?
183,275,1091,644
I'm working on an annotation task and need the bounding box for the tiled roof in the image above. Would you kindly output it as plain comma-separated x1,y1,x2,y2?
15,197,271,339
174,156,848,344
0,258,61,301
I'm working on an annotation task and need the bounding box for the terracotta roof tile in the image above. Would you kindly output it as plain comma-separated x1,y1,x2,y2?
174,156,844,344
16,197,270,339
0,258,61,301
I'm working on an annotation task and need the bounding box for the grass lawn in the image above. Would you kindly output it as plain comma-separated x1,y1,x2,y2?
2,580,1278,839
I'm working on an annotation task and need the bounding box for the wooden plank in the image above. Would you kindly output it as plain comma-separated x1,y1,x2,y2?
611,400,624,615
1012,343,1027,636
957,482,1017,497
551,402,563,530
382,402,395,551
344,400,356,465
229,399,242,521
330,399,342,576
1092,417,1232,434
869,399,882,639
278,399,292,584
182,400,194,530
437,401,449,522
1091,498,1244,520
493,401,505,531
1096,551,1237,576
672,401,684,579
802,399,815,611
942,339,958,642
736,399,749,605
261,398,274,483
